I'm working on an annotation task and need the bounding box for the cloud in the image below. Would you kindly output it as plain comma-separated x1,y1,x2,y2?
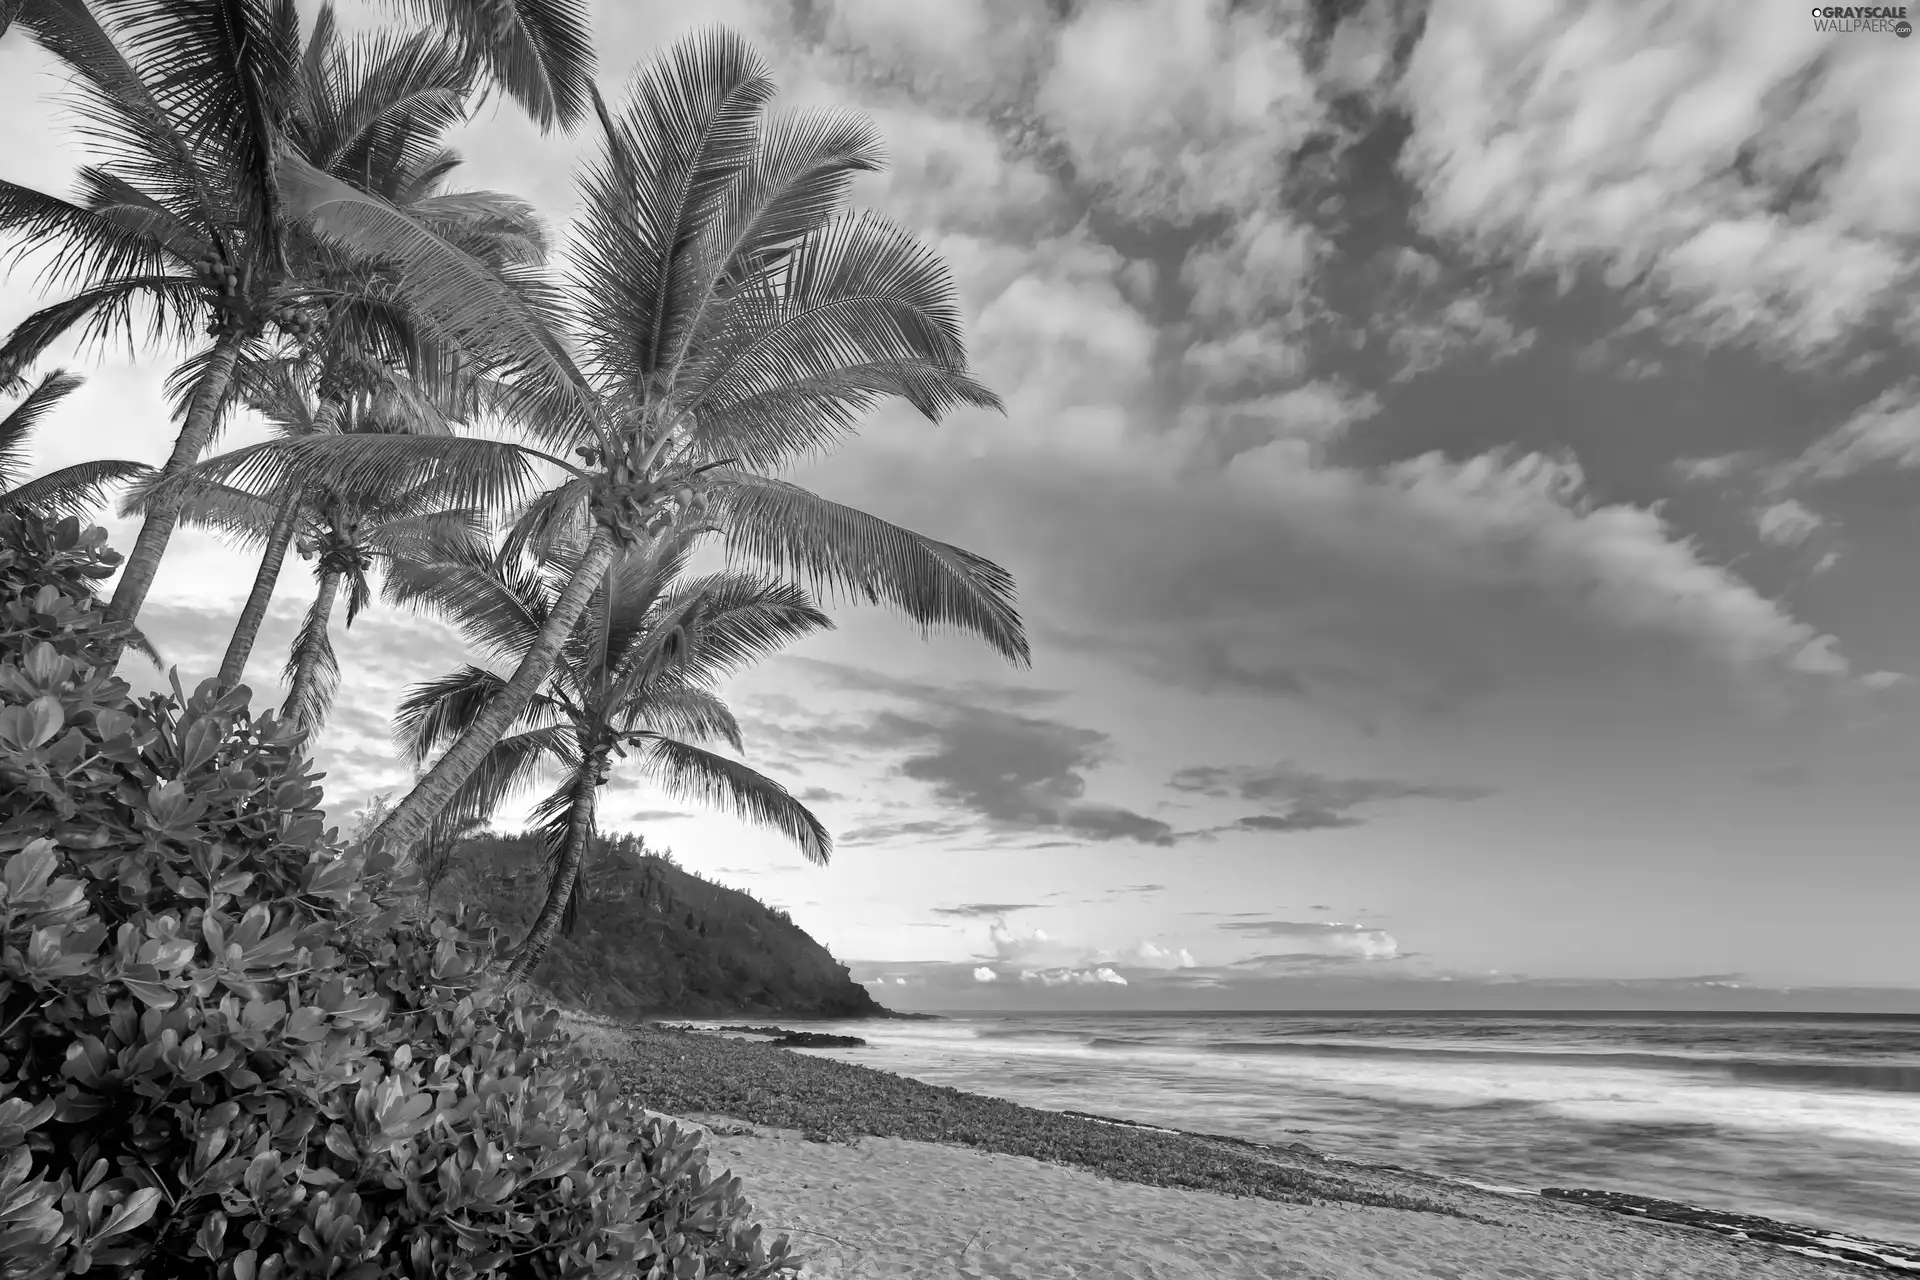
1779,382,1920,484
1754,499,1823,548
972,966,998,982
1364,249,1538,383
931,902,1040,918
1036,0,1330,224
921,426,1876,722
1399,3,1920,361
1020,966,1127,987
967,920,1197,989
1672,452,1762,484
1217,919,1401,961
1229,811,1363,833
797,787,845,803
764,664,1178,848
1172,761,1488,833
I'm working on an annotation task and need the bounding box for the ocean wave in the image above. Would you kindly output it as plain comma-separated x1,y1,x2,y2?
1189,1039,1920,1094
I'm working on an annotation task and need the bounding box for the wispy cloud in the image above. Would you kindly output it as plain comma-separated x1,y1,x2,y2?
932,902,1041,918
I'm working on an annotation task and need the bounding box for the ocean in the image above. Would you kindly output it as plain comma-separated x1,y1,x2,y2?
704,1009,1920,1247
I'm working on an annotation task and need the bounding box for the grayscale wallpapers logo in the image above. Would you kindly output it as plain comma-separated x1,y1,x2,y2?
1811,5,1913,34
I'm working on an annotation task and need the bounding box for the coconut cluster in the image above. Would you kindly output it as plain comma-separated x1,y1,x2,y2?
192,252,317,338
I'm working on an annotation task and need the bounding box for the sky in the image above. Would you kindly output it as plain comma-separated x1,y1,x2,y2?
4,0,1919,1013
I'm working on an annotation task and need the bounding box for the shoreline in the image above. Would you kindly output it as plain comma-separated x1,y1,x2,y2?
568,1014,1920,1276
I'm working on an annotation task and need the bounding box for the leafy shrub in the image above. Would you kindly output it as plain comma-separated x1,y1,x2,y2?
0,513,799,1279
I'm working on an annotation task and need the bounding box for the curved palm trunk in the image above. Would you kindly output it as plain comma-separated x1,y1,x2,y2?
373,525,619,854
218,486,303,692
282,568,341,734
103,335,244,666
503,764,600,984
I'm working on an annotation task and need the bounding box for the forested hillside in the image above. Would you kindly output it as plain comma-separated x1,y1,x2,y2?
430,831,888,1020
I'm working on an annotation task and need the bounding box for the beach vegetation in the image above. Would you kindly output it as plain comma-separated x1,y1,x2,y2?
0,507,802,1278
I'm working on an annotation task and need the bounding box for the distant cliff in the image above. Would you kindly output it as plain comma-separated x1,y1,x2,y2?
441,833,889,1020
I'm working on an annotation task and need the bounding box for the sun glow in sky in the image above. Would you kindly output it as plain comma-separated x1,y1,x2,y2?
5,0,1919,1011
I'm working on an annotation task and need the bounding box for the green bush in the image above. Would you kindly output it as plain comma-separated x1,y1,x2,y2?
0,513,799,1280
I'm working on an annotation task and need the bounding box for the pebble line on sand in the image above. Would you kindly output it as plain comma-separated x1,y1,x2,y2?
1539,1189,1920,1274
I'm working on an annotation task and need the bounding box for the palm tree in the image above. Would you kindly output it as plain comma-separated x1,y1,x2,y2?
207,4,551,693
0,0,314,661
390,534,833,981
4,0,591,128
0,368,150,515
0,0,560,666
272,28,1029,857
147,358,490,734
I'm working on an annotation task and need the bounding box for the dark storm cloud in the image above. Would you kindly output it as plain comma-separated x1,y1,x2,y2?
1174,761,1490,833
758,663,1180,847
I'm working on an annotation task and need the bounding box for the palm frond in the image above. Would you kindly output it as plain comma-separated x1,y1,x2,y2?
0,276,205,385
16,0,229,236
172,433,560,517
307,24,474,185
605,571,830,709
662,107,886,396
0,458,151,517
629,734,830,865
0,177,192,296
161,342,256,440
226,354,325,436
0,369,85,486
384,546,549,666
695,357,1002,471
570,28,774,394
276,146,591,437
526,767,597,932
74,167,210,260
612,682,740,750
408,0,593,131
679,210,983,436
101,0,300,256
281,573,342,731
127,475,296,548
426,724,574,832
713,472,1029,665
395,662,504,767
410,191,548,269
497,474,590,568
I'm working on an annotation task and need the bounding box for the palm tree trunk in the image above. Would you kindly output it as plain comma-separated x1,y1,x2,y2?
217,485,303,693
102,334,244,667
282,568,341,734
373,525,618,854
504,764,599,984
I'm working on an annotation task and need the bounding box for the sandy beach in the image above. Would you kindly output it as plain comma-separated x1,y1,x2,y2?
683,1114,1851,1280
560,1017,1897,1279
